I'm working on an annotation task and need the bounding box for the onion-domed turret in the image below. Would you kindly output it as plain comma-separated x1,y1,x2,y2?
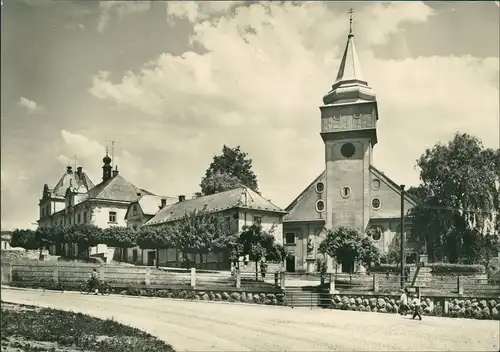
102,150,112,181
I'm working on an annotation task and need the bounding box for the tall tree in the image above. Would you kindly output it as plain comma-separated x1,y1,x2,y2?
136,225,176,268
100,226,138,262
10,229,38,250
409,133,499,264
318,227,381,272
200,145,259,195
64,224,102,258
175,210,234,269
237,224,287,280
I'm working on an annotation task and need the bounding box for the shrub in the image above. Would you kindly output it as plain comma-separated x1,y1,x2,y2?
369,262,485,275
427,263,485,275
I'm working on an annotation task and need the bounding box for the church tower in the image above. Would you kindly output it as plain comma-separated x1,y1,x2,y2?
320,10,379,233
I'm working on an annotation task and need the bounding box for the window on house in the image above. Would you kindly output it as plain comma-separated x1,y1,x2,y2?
83,212,88,224
224,216,231,230
109,211,117,223
253,216,262,225
285,233,295,244
132,204,137,215
77,213,81,224
133,225,138,230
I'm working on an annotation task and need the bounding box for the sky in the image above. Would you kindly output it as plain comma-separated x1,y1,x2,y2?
1,1,499,230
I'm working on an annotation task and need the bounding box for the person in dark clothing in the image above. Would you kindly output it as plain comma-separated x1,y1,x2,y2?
411,294,423,321
260,261,268,281
88,268,99,294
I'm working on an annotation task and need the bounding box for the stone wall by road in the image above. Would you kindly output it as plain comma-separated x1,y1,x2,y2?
329,293,500,320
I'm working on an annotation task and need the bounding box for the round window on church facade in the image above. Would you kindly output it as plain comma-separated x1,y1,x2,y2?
371,197,381,210
340,143,356,158
341,186,351,199
315,200,325,212
372,178,381,190
316,182,325,193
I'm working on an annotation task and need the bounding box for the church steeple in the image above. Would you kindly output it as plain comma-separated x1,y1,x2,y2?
323,9,376,106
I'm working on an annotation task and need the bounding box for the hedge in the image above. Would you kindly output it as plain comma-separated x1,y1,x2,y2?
427,263,485,275
369,263,485,275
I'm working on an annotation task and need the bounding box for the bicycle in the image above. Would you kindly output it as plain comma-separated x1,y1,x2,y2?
79,279,112,296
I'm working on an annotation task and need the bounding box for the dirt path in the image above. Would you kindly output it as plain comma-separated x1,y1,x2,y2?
1,287,498,351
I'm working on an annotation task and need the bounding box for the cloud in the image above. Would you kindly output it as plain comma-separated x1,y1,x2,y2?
56,130,156,192
88,1,498,210
97,1,151,32
18,97,43,114
166,1,245,23
65,23,85,31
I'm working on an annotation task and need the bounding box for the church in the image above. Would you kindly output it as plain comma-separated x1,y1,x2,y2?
282,20,418,274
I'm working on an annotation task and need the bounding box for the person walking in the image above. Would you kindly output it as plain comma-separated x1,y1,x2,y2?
411,293,422,320
399,288,409,316
260,261,268,281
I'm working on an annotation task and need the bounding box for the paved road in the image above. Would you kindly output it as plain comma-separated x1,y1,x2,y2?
2,287,498,352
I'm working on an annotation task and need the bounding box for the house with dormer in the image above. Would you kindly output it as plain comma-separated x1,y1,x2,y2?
282,21,419,274
38,153,156,262
129,187,287,269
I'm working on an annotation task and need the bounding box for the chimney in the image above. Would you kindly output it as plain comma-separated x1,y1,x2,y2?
66,166,73,174
76,166,82,176
194,192,202,198
160,198,167,208
137,192,142,197
178,195,186,202
112,165,119,177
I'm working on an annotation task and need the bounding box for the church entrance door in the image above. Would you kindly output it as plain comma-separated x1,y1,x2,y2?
341,257,355,273
285,256,296,272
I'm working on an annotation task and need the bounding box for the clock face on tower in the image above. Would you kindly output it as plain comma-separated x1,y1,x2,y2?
340,142,356,158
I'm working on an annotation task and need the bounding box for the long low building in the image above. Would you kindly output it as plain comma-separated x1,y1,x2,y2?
125,187,287,270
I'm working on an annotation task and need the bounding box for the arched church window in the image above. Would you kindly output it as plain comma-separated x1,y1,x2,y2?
371,197,381,210
340,186,351,199
316,200,325,212
341,143,356,158
372,178,381,190
316,182,324,193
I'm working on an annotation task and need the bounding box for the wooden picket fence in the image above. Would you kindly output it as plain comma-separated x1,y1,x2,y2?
2,260,280,290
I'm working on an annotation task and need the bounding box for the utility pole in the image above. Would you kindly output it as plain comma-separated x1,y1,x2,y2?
400,184,406,289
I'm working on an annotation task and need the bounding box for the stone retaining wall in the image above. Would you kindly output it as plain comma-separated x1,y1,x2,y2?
329,293,500,320
119,288,286,305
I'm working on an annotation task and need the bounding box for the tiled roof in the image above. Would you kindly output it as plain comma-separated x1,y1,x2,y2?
139,195,178,215
145,187,286,226
52,168,94,197
87,175,155,202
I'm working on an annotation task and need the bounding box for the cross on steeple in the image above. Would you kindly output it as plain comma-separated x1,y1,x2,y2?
348,8,355,35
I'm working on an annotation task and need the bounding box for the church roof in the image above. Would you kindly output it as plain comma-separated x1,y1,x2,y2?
52,166,94,197
284,171,327,223
322,23,376,105
87,174,155,203
145,187,286,226
284,165,417,223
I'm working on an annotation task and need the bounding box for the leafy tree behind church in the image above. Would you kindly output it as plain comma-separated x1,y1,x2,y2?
200,145,259,195
409,133,499,265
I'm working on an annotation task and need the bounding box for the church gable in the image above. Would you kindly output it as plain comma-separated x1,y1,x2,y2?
368,165,416,219
284,171,327,222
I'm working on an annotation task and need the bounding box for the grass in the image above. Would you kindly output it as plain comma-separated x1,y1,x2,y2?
1,301,175,352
